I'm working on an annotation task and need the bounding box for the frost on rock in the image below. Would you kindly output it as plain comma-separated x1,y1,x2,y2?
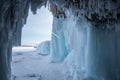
0,1,13,80
49,0,120,30
62,15,88,80
30,0,47,14
36,41,50,55
60,13,120,80
0,0,44,80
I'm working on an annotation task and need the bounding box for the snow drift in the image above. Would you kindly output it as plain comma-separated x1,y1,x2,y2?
36,41,50,55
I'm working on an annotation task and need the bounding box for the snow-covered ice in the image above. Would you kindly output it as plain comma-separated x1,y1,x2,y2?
36,41,50,55
12,47,64,80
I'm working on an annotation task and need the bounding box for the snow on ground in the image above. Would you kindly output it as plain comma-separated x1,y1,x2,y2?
11,47,64,80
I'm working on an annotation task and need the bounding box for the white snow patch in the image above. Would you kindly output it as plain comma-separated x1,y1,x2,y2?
12,47,36,53
11,47,64,80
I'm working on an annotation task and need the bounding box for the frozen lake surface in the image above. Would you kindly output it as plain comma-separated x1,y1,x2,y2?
11,47,63,80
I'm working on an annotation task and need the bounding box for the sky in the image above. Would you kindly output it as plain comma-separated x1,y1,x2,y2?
21,6,53,45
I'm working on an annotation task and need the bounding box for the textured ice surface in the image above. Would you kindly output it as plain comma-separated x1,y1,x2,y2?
62,15,88,80
50,17,68,62
36,41,50,55
51,12,120,80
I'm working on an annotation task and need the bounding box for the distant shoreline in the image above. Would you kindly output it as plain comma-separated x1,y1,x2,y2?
21,45,37,48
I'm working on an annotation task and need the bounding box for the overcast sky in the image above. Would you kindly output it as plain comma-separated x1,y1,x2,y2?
22,6,53,45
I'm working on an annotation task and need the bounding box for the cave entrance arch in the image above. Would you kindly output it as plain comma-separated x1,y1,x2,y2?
11,6,53,80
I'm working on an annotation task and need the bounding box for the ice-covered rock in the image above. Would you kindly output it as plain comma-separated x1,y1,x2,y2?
61,14,88,80
36,41,50,55
50,4,120,79
0,0,120,80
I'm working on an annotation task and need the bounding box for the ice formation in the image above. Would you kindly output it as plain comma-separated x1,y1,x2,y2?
50,1,120,79
50,17,68,62
36,41,50,55
0,0,120,80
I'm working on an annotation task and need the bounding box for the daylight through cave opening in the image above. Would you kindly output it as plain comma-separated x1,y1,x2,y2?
21,6,52,46
11,5,54,79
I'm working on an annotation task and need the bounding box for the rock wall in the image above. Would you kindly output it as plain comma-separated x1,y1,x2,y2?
0,0,48,79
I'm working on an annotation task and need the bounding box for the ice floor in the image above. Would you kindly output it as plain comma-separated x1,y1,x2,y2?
11,47,63,80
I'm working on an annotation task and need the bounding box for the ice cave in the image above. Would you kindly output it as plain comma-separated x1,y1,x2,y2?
0,0,120,80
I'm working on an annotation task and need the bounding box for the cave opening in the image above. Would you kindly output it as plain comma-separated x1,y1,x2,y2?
21,6,53,46
11,6,55,80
